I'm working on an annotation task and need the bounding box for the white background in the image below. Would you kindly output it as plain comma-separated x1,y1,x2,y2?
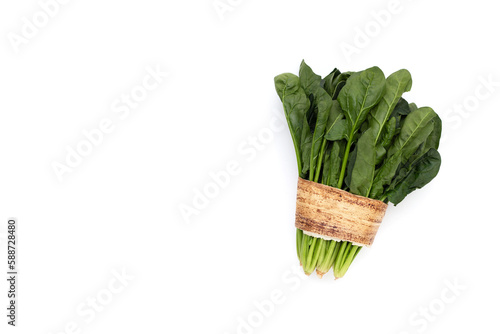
1,0,499,333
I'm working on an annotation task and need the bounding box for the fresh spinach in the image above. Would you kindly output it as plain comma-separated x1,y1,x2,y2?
274,62,442,278
350,69,412,196
299,61,333,181
387,148,441,205
337,67,386,188
274,73,310,175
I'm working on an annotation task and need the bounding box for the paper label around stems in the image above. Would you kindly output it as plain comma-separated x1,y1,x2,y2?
295,178,388,247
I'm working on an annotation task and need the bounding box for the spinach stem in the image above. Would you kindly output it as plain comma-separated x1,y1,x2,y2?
281,100,303,176
337,135,354,188
294,144,303,177
313,138,328,182
334,244,357,278
296,229,303,261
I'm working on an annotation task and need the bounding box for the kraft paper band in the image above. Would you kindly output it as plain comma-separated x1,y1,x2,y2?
295,178,388,247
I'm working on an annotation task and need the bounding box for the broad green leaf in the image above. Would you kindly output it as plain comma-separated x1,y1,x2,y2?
305,94,316,133
324,101,347,141
350,70,411,196
300,114,312,177
394,115,402,136
387,149,441,205
275,73,299,100
313,100,345,181
393,112,441,183
332,72,352,91
375,144,386,165
388,107,437,161
336,67,385,188
299,61,334,180
323,68,341,96
423,114,442,150
391,98,412,117
338,67,386,136
331,72,352,99
350,127,377,196
332,82,346,100
274,73,310,173
324,71,352,99
381,117,397,148
408,102,418,112
390,142,425,189
392,99,412,133
369,151,402,199
325,119,347,141
326,141,342,187
370,106,436,199
360,118,370,133
299,60,321,96
371,69,412,144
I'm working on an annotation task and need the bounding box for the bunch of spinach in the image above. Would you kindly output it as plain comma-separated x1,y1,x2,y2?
275,61,442,278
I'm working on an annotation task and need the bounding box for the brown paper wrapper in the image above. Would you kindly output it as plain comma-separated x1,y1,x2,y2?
295,178,388,247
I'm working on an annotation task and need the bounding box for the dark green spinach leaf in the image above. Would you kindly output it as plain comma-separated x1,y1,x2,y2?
387,148,441,205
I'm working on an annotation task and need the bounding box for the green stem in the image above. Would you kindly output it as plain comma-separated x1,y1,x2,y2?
295,145,303,177
332,241,341,261
337,135,354,188
300,234,310,269
281,98,303,176
296,229,303,262
334,243,362,279
340,247,359,277
340,242,353,265
316,240,337,276
313,138,328,182
307,239,325,274
304,237,318,275
333,241,348,274
321,241,335,267
316,240,328,269
306,238,317,265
